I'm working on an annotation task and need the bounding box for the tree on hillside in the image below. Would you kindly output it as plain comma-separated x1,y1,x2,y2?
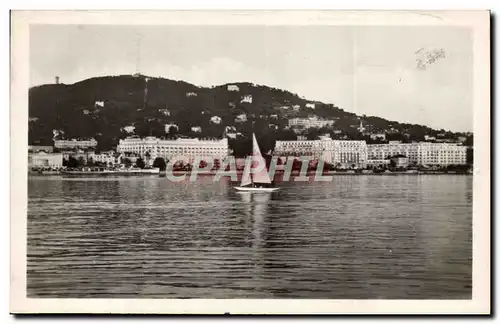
77,157,85,167
123,158,132,168
66,156,79,168
136,157,146,169
464,135,473,147
466,147,473,165
168,126,178,136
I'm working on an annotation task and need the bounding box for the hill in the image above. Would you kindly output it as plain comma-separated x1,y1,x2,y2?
28,74,471,156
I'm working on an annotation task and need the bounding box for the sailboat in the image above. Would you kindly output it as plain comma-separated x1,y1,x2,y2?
234,133,280,192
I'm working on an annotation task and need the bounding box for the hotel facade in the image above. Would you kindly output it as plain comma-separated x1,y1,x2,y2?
274,138,367,168
331,140,368,168
368,141,467,166
275,139,467,167
28,152,63,169
117,136,229,163
368,141,420,164
417,142,467,166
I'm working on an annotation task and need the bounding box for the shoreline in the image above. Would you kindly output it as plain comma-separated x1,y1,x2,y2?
28,170,473,177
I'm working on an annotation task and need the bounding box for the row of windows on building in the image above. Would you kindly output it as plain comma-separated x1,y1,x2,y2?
275,140,467,166
117,137,230,162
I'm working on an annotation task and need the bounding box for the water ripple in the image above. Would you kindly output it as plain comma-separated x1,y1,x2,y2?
27,175,472,299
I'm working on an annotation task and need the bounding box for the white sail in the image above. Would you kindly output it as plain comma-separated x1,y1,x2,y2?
251,133,272,184
240,158,252,187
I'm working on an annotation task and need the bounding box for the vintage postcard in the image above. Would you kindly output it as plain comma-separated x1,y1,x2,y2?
10,10,490,314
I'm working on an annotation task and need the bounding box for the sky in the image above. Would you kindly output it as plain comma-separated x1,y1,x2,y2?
30,25,473,132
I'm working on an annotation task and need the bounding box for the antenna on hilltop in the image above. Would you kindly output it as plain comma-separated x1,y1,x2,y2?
135,33,143,76
143,77,149,110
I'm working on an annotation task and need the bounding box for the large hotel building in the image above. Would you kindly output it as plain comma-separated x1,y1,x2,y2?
368,141,467,166
117,136,229,162
275,139,467,167
275,138,368,168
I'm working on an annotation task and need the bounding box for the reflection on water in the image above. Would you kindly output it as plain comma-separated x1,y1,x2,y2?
27,175,472,298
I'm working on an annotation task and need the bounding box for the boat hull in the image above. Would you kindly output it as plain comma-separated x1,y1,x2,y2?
234,186,280,192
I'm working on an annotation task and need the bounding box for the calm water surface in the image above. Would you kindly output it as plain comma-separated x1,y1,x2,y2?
28,175,472,299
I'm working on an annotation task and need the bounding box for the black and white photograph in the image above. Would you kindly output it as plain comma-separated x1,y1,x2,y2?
10,10,490,314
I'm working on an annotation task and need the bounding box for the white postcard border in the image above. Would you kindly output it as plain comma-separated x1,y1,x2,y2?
10,10,490,314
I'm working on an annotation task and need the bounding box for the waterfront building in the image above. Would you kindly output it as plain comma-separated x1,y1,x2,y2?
330,140,368,168
390,156,409,168
367,159,390,168
274,138,367,167
28,152,63,169
275,139,467,168
367,142,467,166
418,142,467,166
89,151,118,166
62,150,94,164
28,145,54,153
117,136,229,163
118,152,141,164
288,117,335,129
54,138,98,150
274,139,323,158
368,141,420,164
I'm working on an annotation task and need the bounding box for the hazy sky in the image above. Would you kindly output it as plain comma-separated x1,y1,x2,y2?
30,25,472,132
